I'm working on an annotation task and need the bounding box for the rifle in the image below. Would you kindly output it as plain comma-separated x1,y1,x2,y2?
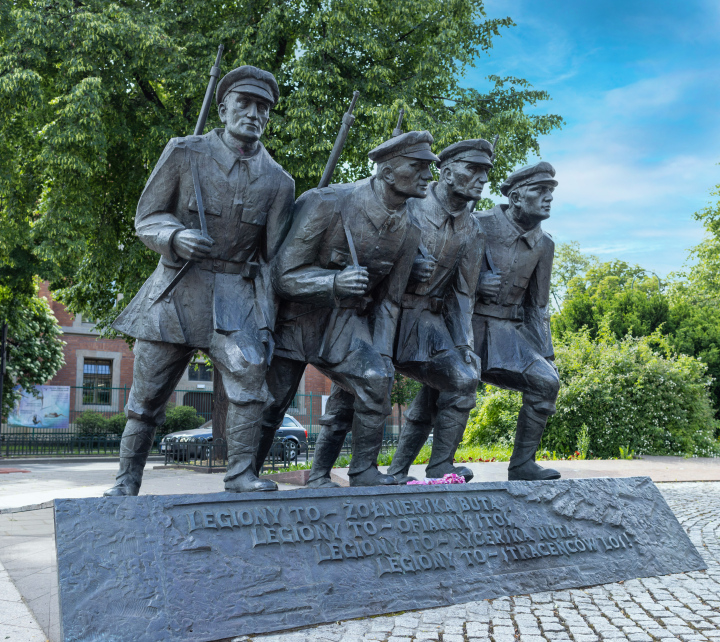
318,91,360,189
318,91,361,268
154,45,224,303
392,108,404,137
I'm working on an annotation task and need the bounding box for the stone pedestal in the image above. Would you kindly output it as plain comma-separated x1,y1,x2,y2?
54,477,706,641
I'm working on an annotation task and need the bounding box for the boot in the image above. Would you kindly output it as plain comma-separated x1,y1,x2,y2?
307,427,348,488
508,405,560,481
387,419,433,484
424,408,474,482
224,404,277,492
253,427,279,476
104,418,156,497
348,414,396,487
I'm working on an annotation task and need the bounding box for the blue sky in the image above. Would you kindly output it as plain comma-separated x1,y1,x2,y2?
467,0,720,275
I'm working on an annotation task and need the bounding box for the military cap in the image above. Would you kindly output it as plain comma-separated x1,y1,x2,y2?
500,161,557,196
368,131,440,164
438,139,494,168
216,65,280,106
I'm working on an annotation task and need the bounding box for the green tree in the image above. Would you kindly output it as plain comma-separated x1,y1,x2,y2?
0,282,65,418
464,330,719,458
0,0,562,330
549,241,597,311
390,373,421,424
676,182,720,305
552,259,669,340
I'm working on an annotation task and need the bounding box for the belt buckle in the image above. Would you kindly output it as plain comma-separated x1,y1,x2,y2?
213,259,224,273
429,297,443,314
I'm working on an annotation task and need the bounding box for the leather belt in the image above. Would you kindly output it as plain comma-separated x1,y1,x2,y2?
195,257,259,278
474,302,524,321
401,293,444,314
337,295,374,315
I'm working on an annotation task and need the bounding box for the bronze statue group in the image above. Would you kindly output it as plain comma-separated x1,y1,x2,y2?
105,64,561,497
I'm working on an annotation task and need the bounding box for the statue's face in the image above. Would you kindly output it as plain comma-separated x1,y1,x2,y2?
444,161,490,201
388,158,433,198
219,91,270,144
512,182,555,226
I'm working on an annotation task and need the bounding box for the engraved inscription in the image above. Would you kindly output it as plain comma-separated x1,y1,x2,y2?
178,489,638,578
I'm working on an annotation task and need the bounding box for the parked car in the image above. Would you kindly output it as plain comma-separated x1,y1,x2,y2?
160,415,308,461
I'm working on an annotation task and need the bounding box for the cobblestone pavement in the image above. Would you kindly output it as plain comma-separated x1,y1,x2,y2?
240,482,720,642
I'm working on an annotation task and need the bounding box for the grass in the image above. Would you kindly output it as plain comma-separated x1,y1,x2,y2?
258,441,616,476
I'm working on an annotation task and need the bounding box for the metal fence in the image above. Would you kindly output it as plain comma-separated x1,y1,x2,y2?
161,434,400,474
0,386,406,458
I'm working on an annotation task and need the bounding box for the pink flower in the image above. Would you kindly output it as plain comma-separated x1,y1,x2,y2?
407,473,466,485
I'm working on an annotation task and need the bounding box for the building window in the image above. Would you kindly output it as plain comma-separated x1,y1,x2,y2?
83,359,113,405
188,362,213,382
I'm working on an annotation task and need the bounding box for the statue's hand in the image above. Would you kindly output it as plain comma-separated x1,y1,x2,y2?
459,346,482,372
334,266,369,298
477,271,502,302
173,230,214,261
411,255,436,283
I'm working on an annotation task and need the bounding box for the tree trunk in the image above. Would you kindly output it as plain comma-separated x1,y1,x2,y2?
212,370,228,442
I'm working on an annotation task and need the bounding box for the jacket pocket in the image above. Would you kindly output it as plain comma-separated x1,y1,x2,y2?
240,205,268,226
188,194,222,217
328,248,350,269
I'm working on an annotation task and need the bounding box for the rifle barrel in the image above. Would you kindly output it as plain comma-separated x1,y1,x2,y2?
318,90,360,189
194,45,224,136
392,108,405,137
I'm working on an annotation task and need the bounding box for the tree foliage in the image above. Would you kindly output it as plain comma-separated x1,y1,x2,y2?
551,217,720,414
0,282,65,418
390,373,422,409
551,258,669,341
0,0,562,331
464,331,719,458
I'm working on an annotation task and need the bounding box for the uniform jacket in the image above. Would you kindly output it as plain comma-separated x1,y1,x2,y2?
272,177,421,365
113,129,295,352
473,204,554,373
395,183,484,364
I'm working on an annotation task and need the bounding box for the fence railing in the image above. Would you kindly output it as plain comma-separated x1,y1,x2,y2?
1,432,163,458
1,386,406,457
161,435,400,474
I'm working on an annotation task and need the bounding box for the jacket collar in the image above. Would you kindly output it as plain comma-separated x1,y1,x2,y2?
424,182,471,229
208,128,269,183
496,204,544,248
366,177,406,230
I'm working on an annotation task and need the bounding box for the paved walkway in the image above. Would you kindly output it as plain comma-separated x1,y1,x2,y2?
2,455,719,511
331,457,720,486
1,458,719,641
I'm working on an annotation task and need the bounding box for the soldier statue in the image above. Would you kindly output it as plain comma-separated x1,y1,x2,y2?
474,162,560,480
313,139,494,485
410,161,560,481
105,66,295,496
264,132,438,487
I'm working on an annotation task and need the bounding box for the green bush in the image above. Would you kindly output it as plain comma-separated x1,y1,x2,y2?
105,413,127,436
464,389,522,447
159,405,205,437
75,411,108,435
464,330,720,458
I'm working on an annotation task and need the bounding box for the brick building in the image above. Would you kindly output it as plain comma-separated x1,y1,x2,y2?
38,283,332,426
